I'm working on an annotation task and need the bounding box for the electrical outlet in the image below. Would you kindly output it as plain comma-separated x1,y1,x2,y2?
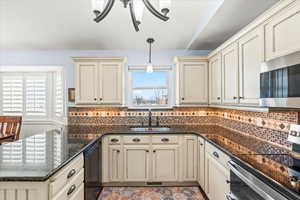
256,118,263,127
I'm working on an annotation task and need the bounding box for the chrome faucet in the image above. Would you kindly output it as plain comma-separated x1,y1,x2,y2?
148,109,152,127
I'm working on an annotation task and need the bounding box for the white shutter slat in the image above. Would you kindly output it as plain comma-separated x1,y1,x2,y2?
25,134,46,164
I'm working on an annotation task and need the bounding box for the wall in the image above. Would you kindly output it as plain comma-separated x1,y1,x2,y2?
0,50,209,88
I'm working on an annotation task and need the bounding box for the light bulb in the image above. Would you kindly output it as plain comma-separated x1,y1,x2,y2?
133,0,144,23
92,0,105,12
146,63,153,73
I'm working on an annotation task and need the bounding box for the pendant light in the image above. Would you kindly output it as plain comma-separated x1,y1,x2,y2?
146,38,154,73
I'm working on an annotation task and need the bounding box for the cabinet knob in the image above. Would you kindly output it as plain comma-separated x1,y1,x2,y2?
217,97,221,100
94,98,97,101
181,97,185,101
233,96,237,100
116,150,120,153
239,96,244,99
146,150,149,152
67,184,76,196
99,98,103,101
200,143,203,146
153,150,156,153
132,138,141,142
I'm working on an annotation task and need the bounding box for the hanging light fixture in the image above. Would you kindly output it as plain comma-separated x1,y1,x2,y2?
92,0,171,32
146,38,154,73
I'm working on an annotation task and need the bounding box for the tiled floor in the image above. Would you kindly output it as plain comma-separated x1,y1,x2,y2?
98,187,206,200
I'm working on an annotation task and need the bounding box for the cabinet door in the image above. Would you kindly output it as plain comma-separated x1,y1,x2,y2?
124,146,150,181
222,43,239,104
152,145,179,182
265,1,300,60
197,138,205,190
180,62,208,104
99,62,123,105
209,54,222,104
205,154,230,200
75,62,98,104
109,146,123,182
182,135,197,181
239,28,262,105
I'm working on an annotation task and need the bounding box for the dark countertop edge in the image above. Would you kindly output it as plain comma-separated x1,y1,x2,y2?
1,129,299,199
0,136,101,182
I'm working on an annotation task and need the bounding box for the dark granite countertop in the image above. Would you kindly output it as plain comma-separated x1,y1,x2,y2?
1,124,299,199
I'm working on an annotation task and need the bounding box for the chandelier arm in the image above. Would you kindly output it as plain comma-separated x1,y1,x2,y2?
142,0,169,21
129,1,140,32
94,0,115,23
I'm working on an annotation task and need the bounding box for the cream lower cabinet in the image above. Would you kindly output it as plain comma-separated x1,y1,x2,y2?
197,137,205,189
123,146,150,182
102,134,196,183
0,153,84,200
205,143,230,200
74,57,125,105
152,145,179,181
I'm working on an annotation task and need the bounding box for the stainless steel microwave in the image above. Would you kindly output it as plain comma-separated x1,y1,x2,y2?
260,52,300,108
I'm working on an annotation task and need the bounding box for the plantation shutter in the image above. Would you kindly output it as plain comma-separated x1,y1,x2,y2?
55,72,64,117
25,74,47,116
1,75,23,116
1,140,23,164
25,134,46,164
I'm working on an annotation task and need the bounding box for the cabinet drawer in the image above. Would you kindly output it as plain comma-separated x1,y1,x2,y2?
152,135,178,144
51,169,84,200
108,136,121,145
205,142,230,169
123,135,150,144
50,153,84,196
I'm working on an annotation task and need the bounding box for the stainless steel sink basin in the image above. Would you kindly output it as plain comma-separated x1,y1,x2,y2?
130,127,171,132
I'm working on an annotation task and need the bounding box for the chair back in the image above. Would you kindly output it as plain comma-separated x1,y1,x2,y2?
0,116,22,143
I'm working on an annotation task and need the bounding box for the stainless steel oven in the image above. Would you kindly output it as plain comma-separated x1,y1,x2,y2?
227,161,289,200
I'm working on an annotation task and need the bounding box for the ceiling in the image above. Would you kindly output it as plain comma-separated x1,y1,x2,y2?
0,0,278,51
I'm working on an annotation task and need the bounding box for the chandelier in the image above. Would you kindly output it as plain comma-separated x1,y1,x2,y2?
91,0,171,32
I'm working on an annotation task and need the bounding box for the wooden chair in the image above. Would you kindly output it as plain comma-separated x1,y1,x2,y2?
0,116,22,145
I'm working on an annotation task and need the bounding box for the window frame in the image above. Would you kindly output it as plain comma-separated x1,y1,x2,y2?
0,66,65,122
126,65,174,108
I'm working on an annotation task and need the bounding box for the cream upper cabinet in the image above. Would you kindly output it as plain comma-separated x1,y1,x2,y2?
99,62,123,104
75,62,98,104
265,1,300,61
222,43,239,104
238,28,263,105
209,53,222,104
74,57,125,105
152,145,179,181
123,146,150,182
175,57,208,105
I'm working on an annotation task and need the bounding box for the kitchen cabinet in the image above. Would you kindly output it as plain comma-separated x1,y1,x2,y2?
238,28,263,105
74,57,126,105
175,57,208,105
123,146,150,182
152,145,179,181
182,135,198,181
197,137,205,190
205,143,230,200
209,53,222,104
108,146,123,181
265,1,300,61
222,42,239,104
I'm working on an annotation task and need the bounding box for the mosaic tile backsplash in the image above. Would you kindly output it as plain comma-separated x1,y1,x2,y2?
68,107,299,149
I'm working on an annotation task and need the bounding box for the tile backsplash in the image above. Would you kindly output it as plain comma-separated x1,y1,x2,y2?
68,107,299,149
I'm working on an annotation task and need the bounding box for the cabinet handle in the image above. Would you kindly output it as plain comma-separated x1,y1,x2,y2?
67,169,76,179
111,138,119,143
132,138,141,142
213,151,219,158
67,184,76,196
161,138,169,142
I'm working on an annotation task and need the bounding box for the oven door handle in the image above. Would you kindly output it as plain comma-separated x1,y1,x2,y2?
228,161,287,200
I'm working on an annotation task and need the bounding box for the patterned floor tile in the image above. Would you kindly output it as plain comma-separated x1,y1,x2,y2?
98,187,205,200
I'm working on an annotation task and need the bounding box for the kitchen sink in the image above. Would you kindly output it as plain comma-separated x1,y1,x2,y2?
130,126,171,132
